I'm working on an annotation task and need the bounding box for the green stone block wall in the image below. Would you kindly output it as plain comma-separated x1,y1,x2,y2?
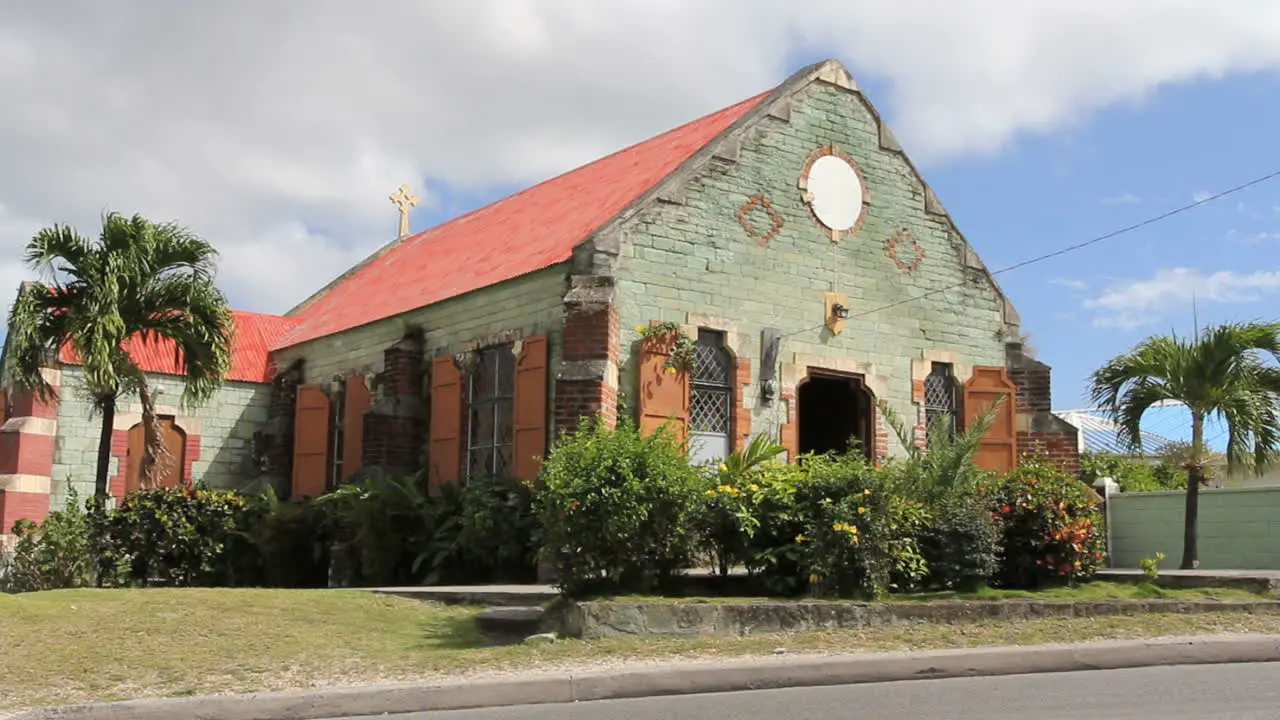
51,366,271,509
614,80,1011,453
272,265,568,383
1108,487,1280,570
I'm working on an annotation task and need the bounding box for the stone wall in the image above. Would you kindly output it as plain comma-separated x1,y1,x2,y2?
50,365,271,508
613,79,1014,457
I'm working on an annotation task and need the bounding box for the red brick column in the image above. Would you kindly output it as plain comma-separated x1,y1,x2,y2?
555,303,619,435
732,357,752,452
0,368,59,544
1007,346,1081,475
363,334,427,477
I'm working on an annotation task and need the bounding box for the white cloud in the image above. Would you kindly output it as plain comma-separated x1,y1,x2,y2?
1050,278,1089,290
1100,192,1142,205
1084,267,1280,329
4,1,1280,317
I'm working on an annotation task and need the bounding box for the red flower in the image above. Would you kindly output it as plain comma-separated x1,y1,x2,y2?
1001,505,1012,513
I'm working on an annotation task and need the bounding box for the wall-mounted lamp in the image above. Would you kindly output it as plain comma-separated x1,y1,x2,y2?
823,291,849,335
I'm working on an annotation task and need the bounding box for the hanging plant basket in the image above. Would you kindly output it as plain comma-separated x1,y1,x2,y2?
636,322,697,374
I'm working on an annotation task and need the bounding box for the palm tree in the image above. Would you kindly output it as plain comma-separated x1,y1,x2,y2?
5,212,233,501
1089,321,1280,569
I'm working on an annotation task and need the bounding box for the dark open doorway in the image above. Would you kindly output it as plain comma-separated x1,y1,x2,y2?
797,372,873,459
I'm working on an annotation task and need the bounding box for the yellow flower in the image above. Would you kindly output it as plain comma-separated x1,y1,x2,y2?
857,506,867,514
634,325,646,333
748,484,760,492
863,489,871,496
665,367,677,374
808,573,820,584
704,489,717,497
795,534,806,543
719,463,728,472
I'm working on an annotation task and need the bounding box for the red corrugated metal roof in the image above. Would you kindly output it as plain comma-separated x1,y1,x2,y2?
58,310,301,383
272,91,769,350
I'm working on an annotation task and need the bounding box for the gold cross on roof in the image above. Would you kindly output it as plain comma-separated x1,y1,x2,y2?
389,184,419,238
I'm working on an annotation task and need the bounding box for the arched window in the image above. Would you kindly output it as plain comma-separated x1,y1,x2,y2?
924,362,959,448
689,329,733,465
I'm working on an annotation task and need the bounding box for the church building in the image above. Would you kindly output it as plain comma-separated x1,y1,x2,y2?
0,60,1079,541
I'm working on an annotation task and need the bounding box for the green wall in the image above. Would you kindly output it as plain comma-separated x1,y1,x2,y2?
1108,488,1280,570
614,80,1012,454
51,365,271,509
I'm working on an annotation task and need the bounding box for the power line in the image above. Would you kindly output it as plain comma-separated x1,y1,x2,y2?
782,167,1280,339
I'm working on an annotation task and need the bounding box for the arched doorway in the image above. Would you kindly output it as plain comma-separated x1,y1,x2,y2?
124,417,187,493
797,372,874,460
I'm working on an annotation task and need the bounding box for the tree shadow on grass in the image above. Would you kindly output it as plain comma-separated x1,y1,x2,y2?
417,613,487,651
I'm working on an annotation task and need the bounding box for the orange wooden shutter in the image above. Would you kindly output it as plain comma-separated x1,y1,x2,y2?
0,388,7,426
291,384,332,500
512,335,549,482
428,354,464,490
637,334,689,443
342,374,372,482
964,366,1018,474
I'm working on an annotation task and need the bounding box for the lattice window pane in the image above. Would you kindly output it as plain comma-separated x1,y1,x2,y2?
690,388,731,434
693,330,732,385
924,365,956,413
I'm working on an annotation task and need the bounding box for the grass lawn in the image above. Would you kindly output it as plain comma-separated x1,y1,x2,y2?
3,586,1280,712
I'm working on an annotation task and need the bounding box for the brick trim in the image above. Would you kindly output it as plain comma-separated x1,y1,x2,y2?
0,372,59,528
555,304,619,435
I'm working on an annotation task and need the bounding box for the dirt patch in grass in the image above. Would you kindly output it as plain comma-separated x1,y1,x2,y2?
3,588,1280,713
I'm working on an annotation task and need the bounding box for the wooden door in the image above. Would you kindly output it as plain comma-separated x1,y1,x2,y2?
124,419,187,493
124,423,145,495
156,418,186,487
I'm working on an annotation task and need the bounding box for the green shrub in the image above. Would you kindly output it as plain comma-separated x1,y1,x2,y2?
691,435,787,576
986,459,1107,588
313,473,443,587
234,492,331,588
914,496,1001,592
97,485,251,587
536,417,702,597
733,453,928,599
433,474,540,584
0,485,96,592
1080,451,1183,493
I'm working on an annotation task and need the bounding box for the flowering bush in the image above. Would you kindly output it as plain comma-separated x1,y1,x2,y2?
691,435,788,575
986,459,1106,588
741,453,929,599
535,416,703,597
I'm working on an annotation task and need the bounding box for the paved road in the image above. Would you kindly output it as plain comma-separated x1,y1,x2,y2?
332,662,1280,719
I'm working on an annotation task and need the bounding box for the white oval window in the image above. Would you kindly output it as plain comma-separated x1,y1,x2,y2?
807,155,865,232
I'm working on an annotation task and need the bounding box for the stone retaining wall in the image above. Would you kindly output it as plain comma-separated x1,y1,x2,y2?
557,599,1280,639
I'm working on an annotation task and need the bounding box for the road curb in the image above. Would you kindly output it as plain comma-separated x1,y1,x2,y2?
17,634,1280,719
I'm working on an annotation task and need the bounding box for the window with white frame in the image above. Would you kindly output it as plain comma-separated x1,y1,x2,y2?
689,329,733,465
467,343,516,478
924,362,959,448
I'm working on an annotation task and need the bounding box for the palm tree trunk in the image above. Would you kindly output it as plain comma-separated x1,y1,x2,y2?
137,377,170,489
94,396,116,500
1180,412,1204,569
